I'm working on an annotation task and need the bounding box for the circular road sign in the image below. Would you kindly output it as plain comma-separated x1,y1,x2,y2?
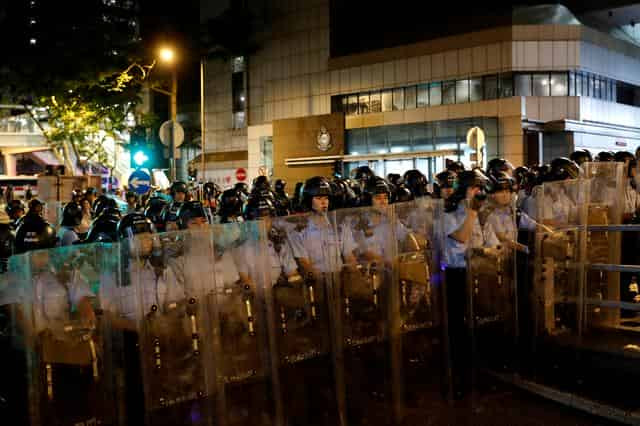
159,120,185,148
235,168,247,182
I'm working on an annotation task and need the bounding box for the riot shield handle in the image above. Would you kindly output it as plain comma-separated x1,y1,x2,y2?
371,262,380,307
188,298,201,355
304,272,318,321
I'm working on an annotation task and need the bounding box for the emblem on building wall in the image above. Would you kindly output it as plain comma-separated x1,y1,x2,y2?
316,126,332,151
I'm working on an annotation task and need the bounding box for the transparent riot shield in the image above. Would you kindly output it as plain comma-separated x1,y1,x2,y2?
582,162,625,330
209,221,274,426
392,198,447,420
16,244,120,426
332,205,399,425
466,215,518,373
525,178,588,387
129,230,214,426
265,213,344,426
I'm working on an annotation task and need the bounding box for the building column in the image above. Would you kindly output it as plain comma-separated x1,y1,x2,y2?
3,153,16,176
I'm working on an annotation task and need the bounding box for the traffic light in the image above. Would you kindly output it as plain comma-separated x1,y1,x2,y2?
129,126,166,169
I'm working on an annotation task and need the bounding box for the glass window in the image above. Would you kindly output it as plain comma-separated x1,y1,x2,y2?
346,128,368,154
533,74,550,96
367,126,388,154
410,123,432,151
515,74,532,96
342,96,348,112
232,111,245,129
500,73,514,97
442,80,455,104
259,136,273,175
550,73,568,96
455,79,469,104
587,74,594,97
332,96,345,113
392,88,404,111
369,91,381,113
470,78,483,102
612,81,618,103
347,95,358,115
381,90,393,112
417,84,429,107
429,82,442,106
594,77,601,99
581,73,589,96
568,72,575,96
575,73,583,96
232,72,245,112
602,79,610,101
405,86,417,109
232,56,246,73
484,75,498,99
388,125,410,153
358,93,370,114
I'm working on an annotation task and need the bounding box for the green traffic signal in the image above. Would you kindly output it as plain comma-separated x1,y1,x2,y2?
133,150,149,167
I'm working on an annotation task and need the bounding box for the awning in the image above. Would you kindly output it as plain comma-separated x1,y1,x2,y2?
30,150,63,166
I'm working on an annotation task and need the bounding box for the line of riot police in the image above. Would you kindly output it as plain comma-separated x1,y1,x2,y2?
2,148,640,426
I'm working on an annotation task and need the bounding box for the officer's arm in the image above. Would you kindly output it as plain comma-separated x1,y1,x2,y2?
449,208,477,244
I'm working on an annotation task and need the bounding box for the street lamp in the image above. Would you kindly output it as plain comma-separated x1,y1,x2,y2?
155,46,179,181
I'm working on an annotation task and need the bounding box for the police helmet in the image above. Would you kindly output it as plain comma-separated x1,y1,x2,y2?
513,166,530,186
291,182,305,213
274,179,287,194
243,194,277,221
252,176,271,193
596,151,615,162
27,199,44,217
487,171,516,193
92,195,117,218
117,213,154,240
177,201,209,229
614,151,635,164
403,169,429,198
217,188,244,219
487,158,514,178
614,151,637,177
15,215,57,253
569,149,592,166
435,170,457,189
84,187,97,198
170,181,188,198
84,208,121,243
61,201,83,227
161,201,183,224
301,176,332,212
203,182,221,199
6,200,25,218
144,197,167,229
330,179,357,210
234,182,250,196
71,189,83,202
361,177,392,206
387,173,402,187
549,157,580,181
445,160,465,174
350,166,376,186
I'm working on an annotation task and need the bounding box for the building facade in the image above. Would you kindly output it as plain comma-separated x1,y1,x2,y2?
201,2,640,186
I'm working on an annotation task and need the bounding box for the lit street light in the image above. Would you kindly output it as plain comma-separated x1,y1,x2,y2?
154,46,179,181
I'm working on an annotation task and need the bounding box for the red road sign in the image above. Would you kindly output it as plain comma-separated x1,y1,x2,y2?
235,168,247,181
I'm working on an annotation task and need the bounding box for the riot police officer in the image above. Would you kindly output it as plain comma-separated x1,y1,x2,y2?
217,188,244,223
177,200,210,230
434,170,457,200
596,151,615,162
161,181,188,231
92,195,118,219
144,196,167,233
202,182,221,222
403,169,429,198
84,187,98,208
84,207,121,243
289,176,357,276
443,169,498,398
570,149,592,167
58,201,83,246
234,182,250,202
274,179,292,216
487,158,515,178
5,200,25,231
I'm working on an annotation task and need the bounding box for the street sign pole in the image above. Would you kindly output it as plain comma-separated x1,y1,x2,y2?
170,69,178,181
